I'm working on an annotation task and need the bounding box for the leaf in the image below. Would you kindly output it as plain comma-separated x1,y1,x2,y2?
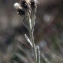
24,34,33,47
23,16,30,31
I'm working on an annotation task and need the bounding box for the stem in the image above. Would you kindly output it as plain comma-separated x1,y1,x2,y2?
28,11,37,63
36,46,40,63
28,4,40,63
29,29,37,63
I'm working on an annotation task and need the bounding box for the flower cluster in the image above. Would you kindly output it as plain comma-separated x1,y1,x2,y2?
14,0,37,16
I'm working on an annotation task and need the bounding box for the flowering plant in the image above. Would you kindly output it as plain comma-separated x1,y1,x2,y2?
14,0,40,63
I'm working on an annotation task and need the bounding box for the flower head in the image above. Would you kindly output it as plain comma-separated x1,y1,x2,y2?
14,0,38,16
14,3,22,9
20,0,28,9
14,2,25,15
31,0,37,9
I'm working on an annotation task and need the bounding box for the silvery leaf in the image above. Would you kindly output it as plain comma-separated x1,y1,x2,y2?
24,34,33,47
23,16,30,31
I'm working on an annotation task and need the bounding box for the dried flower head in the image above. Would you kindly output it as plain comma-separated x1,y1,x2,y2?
17,9,25,15
31,0,37,9
14,0,38,16
14,2,25,15
31,1,35,8
20,0,28,9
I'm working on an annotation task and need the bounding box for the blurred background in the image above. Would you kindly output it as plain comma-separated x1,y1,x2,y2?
0,0,63,63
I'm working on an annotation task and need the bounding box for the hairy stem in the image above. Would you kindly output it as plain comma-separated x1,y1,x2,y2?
28,14,37,63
